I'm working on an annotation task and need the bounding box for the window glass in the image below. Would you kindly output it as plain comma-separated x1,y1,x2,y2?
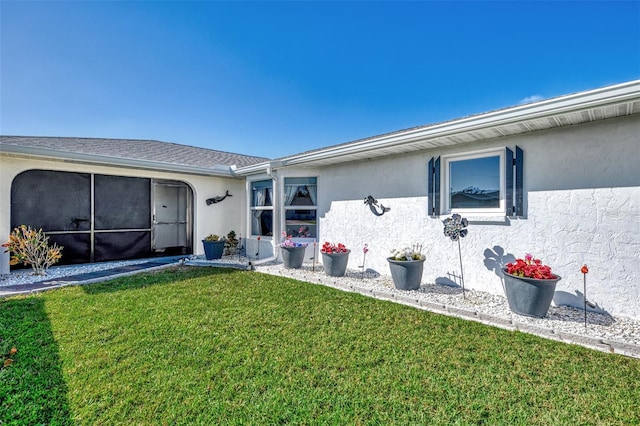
284,177,316,206
251,180,273,207
251,210,273,236
284,177,317,238
448,155,500,209
285,210,316,238
250,179,273,236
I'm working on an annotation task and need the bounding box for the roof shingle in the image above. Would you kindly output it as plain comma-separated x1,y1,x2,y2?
0,136,270,169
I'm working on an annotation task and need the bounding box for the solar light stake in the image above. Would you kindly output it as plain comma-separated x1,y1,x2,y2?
458,238,465,299
312,241,317,272
581,265,589,330
360,244,369,279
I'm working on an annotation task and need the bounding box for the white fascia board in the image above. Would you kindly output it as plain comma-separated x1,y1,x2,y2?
0,145,238,177
278,80,640,166
235,160,278,176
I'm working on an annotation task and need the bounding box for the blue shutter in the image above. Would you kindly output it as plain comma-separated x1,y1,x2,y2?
515,146,524,217
505,147,514,216
428,157,441,216
505,146,524,217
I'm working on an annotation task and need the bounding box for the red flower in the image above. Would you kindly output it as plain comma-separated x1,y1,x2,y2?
581,265,589,274
506,255,556,280
321,242,348,254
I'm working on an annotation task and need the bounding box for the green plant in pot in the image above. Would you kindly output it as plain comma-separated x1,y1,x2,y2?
503,254,561,318
225,230,239,256
387,244,425,290
320,242,350,277
202,234,226,260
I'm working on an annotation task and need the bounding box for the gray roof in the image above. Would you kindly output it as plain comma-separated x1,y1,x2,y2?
0,136,270,169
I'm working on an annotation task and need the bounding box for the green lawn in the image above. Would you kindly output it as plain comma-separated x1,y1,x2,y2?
1,266,638,425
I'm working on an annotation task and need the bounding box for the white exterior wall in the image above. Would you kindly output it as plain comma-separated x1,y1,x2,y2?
0,155,246,275
316,116,640,319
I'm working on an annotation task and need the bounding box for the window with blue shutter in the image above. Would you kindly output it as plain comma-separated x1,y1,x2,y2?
429,146,523,216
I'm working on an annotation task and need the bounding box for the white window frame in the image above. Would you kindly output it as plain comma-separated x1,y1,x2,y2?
249,178,274,239
282,177,318,240
442,149,505,216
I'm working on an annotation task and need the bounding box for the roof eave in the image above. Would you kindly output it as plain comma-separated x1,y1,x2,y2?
0,145,238,177
249,79,640,169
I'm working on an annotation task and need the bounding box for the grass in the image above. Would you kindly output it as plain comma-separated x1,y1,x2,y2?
1,266,639,425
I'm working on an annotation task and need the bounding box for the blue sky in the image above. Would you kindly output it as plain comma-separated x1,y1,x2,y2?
1,1,639,159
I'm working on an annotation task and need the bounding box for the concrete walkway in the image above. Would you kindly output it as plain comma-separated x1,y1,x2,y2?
0,258,182,297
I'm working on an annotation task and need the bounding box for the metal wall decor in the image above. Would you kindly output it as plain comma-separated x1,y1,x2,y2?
206,190,232,205
443,213,469,298
364,195,390,216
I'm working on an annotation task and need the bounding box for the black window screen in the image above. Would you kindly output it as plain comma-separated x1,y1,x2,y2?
95,175,151,230
95,231,151,262
10,170,186,267
11,170,91,232
47,233,91,264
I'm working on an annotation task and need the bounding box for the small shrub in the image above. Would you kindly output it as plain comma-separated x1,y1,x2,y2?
225,230,239,255
2,225,63,275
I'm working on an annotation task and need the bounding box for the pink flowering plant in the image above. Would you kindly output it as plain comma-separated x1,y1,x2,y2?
279,232,308,248
506,254,557,280
321,242,349,254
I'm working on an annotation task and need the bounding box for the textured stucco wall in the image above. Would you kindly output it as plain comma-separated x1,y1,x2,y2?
316,115,640,319
0,155,246,274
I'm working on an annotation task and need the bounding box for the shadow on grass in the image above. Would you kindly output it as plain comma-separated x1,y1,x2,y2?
80,265,244,295
0,297,72,424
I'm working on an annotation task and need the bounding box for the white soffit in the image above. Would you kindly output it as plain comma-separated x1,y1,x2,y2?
244,80,640,170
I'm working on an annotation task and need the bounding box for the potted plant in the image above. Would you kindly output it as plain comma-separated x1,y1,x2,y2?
387,244,425,290
320,242,350,277
280,232,308,269
503,254,562,318
202,234,226,260
224,230,239,256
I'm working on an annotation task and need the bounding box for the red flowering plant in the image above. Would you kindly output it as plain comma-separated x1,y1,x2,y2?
505,254,557,280
321,242,349,254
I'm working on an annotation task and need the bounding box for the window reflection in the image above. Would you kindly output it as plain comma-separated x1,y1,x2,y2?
449,156,500,209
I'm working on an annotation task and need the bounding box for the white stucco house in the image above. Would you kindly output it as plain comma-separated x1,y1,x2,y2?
1,80,639,319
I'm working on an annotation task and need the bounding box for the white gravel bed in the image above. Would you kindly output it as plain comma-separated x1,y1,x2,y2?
253,262,640,348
